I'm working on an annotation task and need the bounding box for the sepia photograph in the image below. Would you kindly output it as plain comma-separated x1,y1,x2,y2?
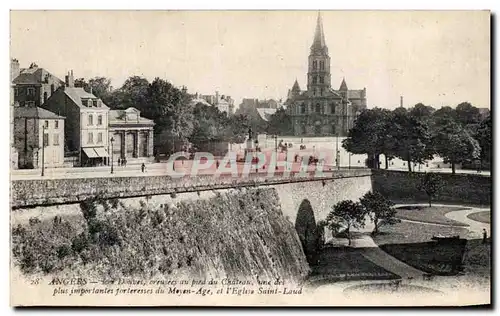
9,9,491,307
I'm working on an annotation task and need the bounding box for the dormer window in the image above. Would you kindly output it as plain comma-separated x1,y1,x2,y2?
93,100,98,107
81,99,87,107
27,87,35,96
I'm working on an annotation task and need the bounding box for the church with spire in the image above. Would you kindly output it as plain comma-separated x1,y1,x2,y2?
285,12,367,136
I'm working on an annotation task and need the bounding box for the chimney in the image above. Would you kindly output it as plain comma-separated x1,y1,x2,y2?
400,96,404,108
65,70,75,88
10,58,20,82
90,86,93,94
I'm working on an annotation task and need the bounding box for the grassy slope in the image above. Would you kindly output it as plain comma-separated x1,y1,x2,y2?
395,206,470,227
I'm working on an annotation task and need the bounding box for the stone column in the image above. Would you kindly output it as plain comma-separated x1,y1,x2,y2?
148,129,154,157
122,131,127,159
135,130,139,158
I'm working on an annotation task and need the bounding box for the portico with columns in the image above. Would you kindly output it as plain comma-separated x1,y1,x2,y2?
108,107,154,164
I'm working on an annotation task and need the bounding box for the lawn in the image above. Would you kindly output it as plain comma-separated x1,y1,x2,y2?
308,246,400,285
395,205,470,227
467,211,490,224
373,221,490,277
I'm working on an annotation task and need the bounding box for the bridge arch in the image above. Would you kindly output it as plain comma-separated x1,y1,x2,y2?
294,199,322,265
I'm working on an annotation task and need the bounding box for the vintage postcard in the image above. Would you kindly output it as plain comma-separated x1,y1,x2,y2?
9,10,491,307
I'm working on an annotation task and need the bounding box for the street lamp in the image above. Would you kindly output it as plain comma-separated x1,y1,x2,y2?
335,130,340,170
41,125,47,177
110,137,115,174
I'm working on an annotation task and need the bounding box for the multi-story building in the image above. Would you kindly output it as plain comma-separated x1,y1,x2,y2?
285,13,367,136
193,91,235,115
13,107,65,169
11,59,65,107
43,71,110,167
108,107,155,164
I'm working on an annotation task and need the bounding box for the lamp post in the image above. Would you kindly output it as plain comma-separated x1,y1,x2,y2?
110,137,115,174
41,125,46,177
335,130,340,170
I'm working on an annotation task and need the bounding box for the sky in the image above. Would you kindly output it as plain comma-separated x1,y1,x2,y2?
10,10,490,109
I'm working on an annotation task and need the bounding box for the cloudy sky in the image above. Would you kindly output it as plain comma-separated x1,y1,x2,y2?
10,10,490,109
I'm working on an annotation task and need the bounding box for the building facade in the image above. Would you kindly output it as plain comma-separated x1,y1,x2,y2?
11,60,65,107
193,91,235,115
43,71,110,167
285,13,367,136
13,107,65,169
108,107,155,164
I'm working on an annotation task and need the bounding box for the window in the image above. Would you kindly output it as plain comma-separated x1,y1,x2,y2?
88,132,94,144
15,88,19,96
26,101,35,107
93,100,98,107
81,100,87,107
313,61,317,70
97,115,103,125
331,104,336,114
299,103,305,114
312,76,317,84
319,76,324,84
320,61,325,70
43,92,48,103
320,88,324,96
53,134,59,146
55,120,59,129
44,120,49,128
27,87,35,96
315,103,321,113
43,133,49,147
97,132,103,143
88,114,93,125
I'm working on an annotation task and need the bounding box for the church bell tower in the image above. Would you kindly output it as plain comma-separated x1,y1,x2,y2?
307,12,331,96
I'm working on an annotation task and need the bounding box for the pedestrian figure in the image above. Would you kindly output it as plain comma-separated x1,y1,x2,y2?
483,229,488,244
118,158,121,166
216,160,220,169
124,159,127,167
141,163,146,173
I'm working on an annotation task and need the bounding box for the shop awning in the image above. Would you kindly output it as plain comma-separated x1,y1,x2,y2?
94,147,109,157
83,147,109,158
82,147,99,158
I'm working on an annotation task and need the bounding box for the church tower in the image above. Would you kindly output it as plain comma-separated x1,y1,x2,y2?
307,12,331,97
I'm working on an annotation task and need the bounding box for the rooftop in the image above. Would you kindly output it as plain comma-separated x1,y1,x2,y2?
13,67,64,85
14,106,65,119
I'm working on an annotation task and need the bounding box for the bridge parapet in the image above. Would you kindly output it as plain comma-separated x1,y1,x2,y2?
11,169,371,209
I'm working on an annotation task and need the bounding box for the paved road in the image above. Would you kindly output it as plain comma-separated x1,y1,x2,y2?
11,161,354,180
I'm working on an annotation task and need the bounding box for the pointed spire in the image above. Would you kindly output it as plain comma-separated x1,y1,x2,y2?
311,11,327,51
292,79,301,91
339,77,348,91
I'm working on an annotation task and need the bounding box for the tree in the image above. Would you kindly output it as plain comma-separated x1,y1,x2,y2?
432,117,481,174
476,115,492,166
390,107,434,172
326,200,367,246
110,76,150,110
342,108,393,169
74,77,112,100
417,173,445,207
410,103,435,121
455,102,481,128
359,191,400,234
266,107,293,135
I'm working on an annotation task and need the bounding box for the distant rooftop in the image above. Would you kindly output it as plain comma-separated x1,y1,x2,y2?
14,107,65,119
